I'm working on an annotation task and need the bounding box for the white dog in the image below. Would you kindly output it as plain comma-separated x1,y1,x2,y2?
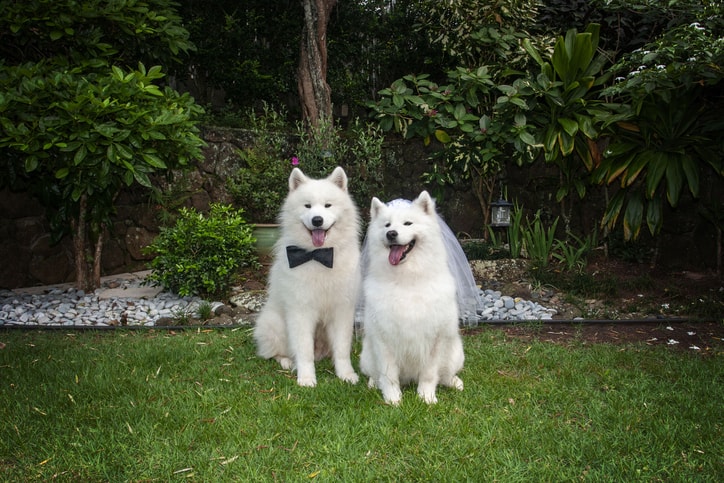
359,191,464,404
254,167,360,387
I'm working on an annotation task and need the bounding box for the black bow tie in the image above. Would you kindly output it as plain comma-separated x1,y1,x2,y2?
286,245,334,268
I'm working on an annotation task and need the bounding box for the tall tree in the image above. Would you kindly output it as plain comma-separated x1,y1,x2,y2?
298,0,337,126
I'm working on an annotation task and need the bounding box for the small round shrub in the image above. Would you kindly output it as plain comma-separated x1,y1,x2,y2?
144,203,259,298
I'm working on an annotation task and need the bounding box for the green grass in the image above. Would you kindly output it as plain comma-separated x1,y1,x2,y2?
1,327,722,481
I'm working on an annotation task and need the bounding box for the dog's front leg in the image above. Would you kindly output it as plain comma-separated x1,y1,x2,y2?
417,369,440,404
376,365,403,405
288,316,318,387
327,312,359,384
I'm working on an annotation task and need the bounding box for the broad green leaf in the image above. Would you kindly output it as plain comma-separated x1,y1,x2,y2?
142,153,167,169
555,186,568,202
575,114,596,139
680,156,700,197
558,130,574,156
621,152,651,187
623,193,644,240
112,65,125,80
115,143,133,160
479,115,490,131
434,130,451,143
522,38,545,66
544,125,558,152
509,97,527,108
605,154,634,184
646,197,662,236
519,131,536,146
24,156,38,172
602,190,625,229
551,38,567,82
557,118,579,136
665,157,684,206
134,170,152,188
55,167,69,179
645,155,667,198
453,103,467,121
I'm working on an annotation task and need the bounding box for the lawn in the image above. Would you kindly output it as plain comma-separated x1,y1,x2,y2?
1,326,721,481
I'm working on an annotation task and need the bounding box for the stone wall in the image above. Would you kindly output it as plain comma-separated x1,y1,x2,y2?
1,127,720,289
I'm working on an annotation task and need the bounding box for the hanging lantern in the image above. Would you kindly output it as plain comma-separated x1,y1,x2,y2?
490,198,513,227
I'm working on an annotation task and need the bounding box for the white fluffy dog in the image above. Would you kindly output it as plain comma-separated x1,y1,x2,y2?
254,167,360,387
359,191,464,404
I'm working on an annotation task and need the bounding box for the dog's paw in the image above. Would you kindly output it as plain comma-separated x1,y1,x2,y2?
451,376,464,391
297,375,317,387
276,356,294,370
418,390,438,405
338,371,359,384
382,387,402,406
367,377,377,389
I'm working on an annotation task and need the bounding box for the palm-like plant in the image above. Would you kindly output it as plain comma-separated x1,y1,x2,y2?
594,21,724,240
522,24,611,226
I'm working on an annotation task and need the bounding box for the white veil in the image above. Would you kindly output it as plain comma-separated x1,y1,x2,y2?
356,198,483,327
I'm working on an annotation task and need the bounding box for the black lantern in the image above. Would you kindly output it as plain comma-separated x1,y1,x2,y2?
490,198,513,227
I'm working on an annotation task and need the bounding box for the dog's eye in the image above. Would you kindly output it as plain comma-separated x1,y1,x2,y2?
325,203,331,208
385,222,391,228
305,203,311,209
404,221,412,226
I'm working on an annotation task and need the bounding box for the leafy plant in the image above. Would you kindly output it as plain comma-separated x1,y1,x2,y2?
0,0,203,291
522,210,559,269
553,231,593,273
143,203,258,298
594,20,724,240
230,105,393,221
227,103,295,223
196,301,213,321
507,201,525,258
370,68,539,231
522,23,611,229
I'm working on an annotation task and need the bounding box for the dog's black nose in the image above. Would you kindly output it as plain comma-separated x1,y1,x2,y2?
386,230,398,241
312,216,324,227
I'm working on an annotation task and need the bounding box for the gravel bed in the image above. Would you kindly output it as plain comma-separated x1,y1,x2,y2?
0,277,558,328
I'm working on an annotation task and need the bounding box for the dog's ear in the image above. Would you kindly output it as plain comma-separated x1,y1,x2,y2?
289,168,307,191
414,191,436,215
370,197,385,219
327,166,348,192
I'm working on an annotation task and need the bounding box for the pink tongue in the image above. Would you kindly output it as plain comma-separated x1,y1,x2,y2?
312,229,326,247
388,245,405,265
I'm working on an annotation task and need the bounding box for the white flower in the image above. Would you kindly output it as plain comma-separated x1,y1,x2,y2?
689,345,701,350
666,326,674,331
687,331,696,336
667,339,679,345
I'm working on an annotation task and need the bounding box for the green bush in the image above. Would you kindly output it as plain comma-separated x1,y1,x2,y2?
143,204,258,298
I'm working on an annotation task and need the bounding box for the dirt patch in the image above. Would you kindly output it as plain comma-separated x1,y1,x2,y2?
466,321,724,354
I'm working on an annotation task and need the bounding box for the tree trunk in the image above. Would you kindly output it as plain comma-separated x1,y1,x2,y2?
298,0,337,127
71,193,104,292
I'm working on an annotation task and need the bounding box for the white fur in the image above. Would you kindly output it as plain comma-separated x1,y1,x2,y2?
253,167,360,387
359,191,464,405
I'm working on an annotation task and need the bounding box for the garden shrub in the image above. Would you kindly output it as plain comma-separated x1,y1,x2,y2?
144,204,258,298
